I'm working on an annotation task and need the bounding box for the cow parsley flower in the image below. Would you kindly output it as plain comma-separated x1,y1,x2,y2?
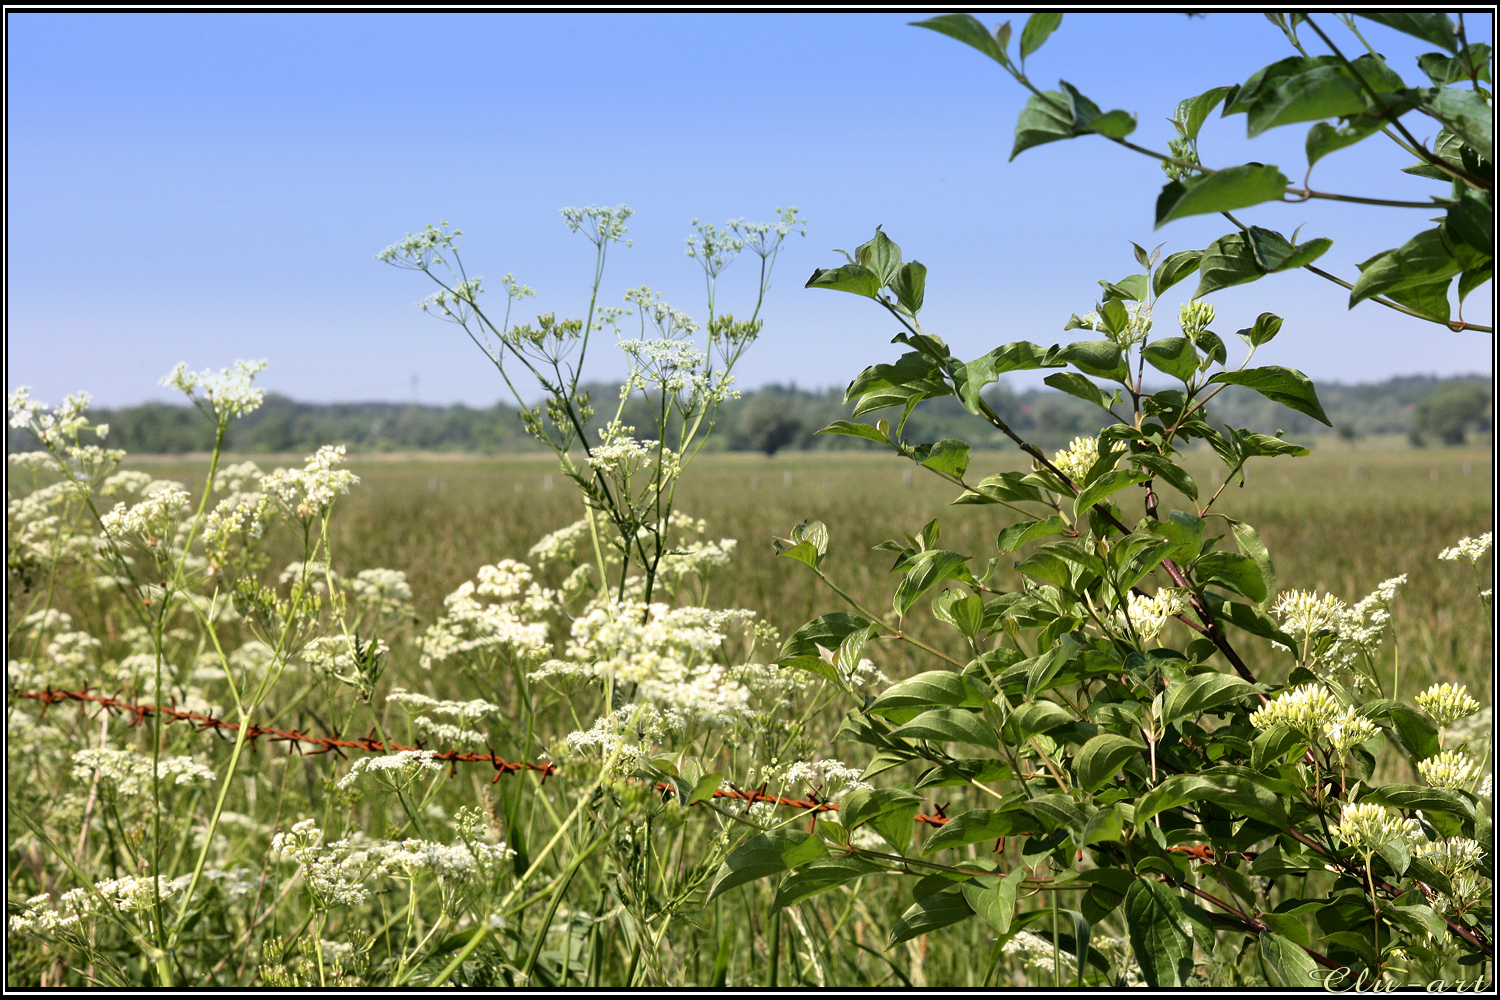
784,758,871,795
529,517,593,567
71,748,216,796
161,359,267,419
1272,590,1347,642
336,750,442,790
1438,533,1492,564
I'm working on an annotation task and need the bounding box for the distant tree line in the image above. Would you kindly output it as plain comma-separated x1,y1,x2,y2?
8,375,1490,457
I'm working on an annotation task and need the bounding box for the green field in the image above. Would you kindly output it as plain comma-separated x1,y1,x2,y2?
130,442,1493,702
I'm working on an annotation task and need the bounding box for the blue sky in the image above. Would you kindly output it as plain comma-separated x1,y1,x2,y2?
7,11,1493,407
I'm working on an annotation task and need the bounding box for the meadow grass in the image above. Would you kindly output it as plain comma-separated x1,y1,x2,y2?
131,441,1493,701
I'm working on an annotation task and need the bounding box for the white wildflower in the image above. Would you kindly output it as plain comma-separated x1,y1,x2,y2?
160,359,267,418
1418,749,1485,792
1249,683,1341,742
1332,802,1422,853
336,750,442,790
1050,435,1099,484
1416,683,1481,727
784,759,871,795
1438,533,1492,564
1113,589,1188,643
71,748,216,796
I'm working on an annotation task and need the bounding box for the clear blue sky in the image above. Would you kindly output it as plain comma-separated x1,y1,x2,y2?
7,11,1493,407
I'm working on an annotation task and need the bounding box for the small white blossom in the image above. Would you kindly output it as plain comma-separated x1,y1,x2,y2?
337,750,443,790
1050,435,1098,484
1438,533,1492,564
1416,683,1482,727
160,359,267,418
71,748,217,796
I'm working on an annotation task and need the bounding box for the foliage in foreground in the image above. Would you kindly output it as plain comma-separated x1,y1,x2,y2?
7,12,1496,988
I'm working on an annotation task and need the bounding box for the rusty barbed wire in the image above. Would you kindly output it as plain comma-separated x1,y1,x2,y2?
15,687,952,826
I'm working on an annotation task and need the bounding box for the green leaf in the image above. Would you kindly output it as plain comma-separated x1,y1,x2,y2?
687,772,725,805
1195,551,1268,603
962,471,1048,505
1163,673,1254,723
1130,454,1198,502
1025,793,1086,831
1195,233,1264,297
806,263,880,299
1358,13,1457,54
890,261,927,316
888,889,974,947
1155,164,1290,228
962,868,1027,934
1242,62,1367,136
1250,724,1303,769
1445,189,1494,255
1208,366,1330,426
1306,116,1386,166
1081,804,1127,845
1008,700,1073,742
1057,340,1128,381
774,540,821,570
707,829,828,901
1078,868,1134,924
855,227,904,286
1075,733,1146,791
1175,85,1234,142
1246,226,1331,271
1152,249,1202,297
1099,272,1148,302
1418,45,1493,86
845,351,944,402
1126,880,1195,988
1237,311,1283,348
996,515,1069,554
1143,337,1199,383
1018,12,1062,60
921,439,971,479
1459,265,1492,303
912,13,1008,65
840,787,923,855
779,613,872,660
1259,931,1321,989
816,420,892,446
1073,469,1147,518
1360,783,1473,822
1236,430,1310,458
1013,550,1075,590
771,856,888,912
889,708,998,750
895,549,972,617
1227,518,1276,604
923,808,1037,855
1011,83,1135,159
1044,371,1113,410
1350,227,1465,309
1135,773,1288,828
932,588,985,638
867,671,992,717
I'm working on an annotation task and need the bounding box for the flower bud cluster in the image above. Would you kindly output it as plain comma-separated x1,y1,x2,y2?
1416,682,1481,727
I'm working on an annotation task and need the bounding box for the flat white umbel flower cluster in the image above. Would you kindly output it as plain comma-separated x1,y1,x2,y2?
419,560,554,668
9,874,194,933
783,758,872,795
536,598,757,726
336,750,443,791
71,747,217,796
1438,532,1492,564
270,819,516,907
386,689,500,750
99,484,192,551
261,446,359,520
161,360,268,419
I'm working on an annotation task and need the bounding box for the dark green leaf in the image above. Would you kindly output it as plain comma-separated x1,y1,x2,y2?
1259,931,1321,988
1073,469,1147,518
771,856,888,912
890,261,927,316
889,708,998,750
688,772,725,805
1008,700,1073,741
1099,272,1148,302
1163,673,1254,723
1019,12,1062,60
1357,13,1458,54
1013,550,1075,590
1176,85,1234,142
887,889,974,947
817,420,892,446
1078,867,1134,923
1126,880,1195,987
1011,83,1135,159
1361,783,1473,822
1135,772,1288,827
779,613,873,660
962,868,1027,934
921,439,970,479
1243,62,1366,136
1143,337,1200,383
1081,804,1127,845
996,515,1069,553
1418,44,1493,86
1246,226,1332,271
1195,233,1264,297
806,263,880,298
1130,454,1198,502
1025,793,1086,831
966,471,1048,504
1057,339,1127,381
1350,227,1465,309
1227,518,1276,604
1458,266,1492,303
932,588,985,638
1250,724,1303,770
868,671,992,717
845,352,943,402
855,227,903,286
912,13,1009,65
1208,366,1330,426
1155,164,1290,228
1237,311,1283,348
841,787,923,854
1075,733,1146,791
923,808,1037,855
895,549,972,616
1195,551,1268,603
1044,371,1113,410
707,830,828,901
1446,190,1494,255
1153,249,1203,297
1236,430,1310,458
